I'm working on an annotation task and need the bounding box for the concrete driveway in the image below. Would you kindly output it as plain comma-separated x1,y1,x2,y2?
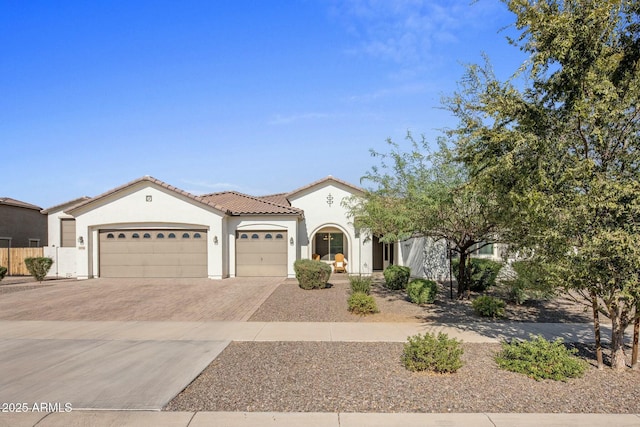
0,277,282,321
0,277,282,410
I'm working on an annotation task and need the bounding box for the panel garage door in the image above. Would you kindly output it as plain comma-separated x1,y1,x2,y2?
236,231,287,277
99,230,207,278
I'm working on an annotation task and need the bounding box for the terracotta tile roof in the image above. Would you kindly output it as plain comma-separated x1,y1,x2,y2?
41,196,92,214
256,193,291,207
286,175,365,199
66,176,229,215
202,191,302,216
0,197,42,211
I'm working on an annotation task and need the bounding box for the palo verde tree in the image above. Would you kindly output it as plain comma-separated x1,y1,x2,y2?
448,0,640,370
345,134,504,299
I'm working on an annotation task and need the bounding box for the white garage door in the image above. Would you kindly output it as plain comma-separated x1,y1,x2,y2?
99,229,207,278
236,231,287,277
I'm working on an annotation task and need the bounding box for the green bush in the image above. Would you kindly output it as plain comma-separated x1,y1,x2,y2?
294,259,332,290
402,332,464,373
349,275,372,294
406,279,438,304
0,265,7,281
504,260,555,304
452,258,503,292
472,295,506,318
348,291,379,315
24,257,54,282
495,335,587,381
383,265,411,290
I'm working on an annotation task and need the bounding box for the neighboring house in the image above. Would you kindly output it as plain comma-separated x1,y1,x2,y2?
0,197,47,248
43,175,403,280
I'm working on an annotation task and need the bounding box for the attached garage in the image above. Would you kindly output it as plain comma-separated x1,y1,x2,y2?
99,229,207,278
236,231,287,277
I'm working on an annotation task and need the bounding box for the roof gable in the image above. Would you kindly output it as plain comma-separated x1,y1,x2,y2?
41,196,91,214
0,197,42,211
286,176,364,200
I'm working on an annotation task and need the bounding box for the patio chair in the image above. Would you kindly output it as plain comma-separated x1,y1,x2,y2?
312,253,321,261
333,253,347,273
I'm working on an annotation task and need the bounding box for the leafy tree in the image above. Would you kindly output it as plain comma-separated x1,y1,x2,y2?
448,0,640,370
346,135,503,299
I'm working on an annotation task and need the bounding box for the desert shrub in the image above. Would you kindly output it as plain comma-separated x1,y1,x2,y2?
0,266,6,281
349,275,372,294
503,260,556,304
472,295,506,318
294,259,332,290
24,257,54,282
495,335,587,381
452,258,503,292
402,332,463,373
348,291,379,315
406,279,438,304
383,265,411,290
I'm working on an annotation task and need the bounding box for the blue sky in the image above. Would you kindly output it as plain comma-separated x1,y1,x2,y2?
2,0,526,208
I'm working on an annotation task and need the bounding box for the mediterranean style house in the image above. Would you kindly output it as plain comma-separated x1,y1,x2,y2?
42,176,403,280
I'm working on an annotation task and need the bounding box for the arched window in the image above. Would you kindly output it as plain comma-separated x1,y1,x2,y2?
314,232,347,261
182,233,190,238
240,234,248,239
168,233,176,239
251,234,259,239
275,234,284,239
106,233,115,239
265,233,273,239
143,233,151,238
132,233,140,239
118,233,126,239
157,233,165,238
194,233,202,239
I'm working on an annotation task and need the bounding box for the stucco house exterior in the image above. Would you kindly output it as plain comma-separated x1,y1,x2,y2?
43,175,403,280
0,197,47,248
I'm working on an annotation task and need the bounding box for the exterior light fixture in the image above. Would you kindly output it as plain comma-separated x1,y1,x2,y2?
213,236,219,245
77,236,84,244
290,237,294,246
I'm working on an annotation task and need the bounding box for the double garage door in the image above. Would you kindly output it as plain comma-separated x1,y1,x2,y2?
99,229,207,278
236,231,287,277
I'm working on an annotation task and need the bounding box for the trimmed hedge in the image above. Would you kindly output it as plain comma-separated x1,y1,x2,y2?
383,265,411,290
472,295,506,318
406,279,438,304
451,258,503,292
348,291,379,315
402,332,464,373
24,257,54,282
294,259,332,289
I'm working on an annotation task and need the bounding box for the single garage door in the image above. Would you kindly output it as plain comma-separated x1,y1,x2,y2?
236,231,287,277
99,229,207,278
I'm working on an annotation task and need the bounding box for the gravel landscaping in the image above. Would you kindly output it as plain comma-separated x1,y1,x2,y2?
166,276,639,413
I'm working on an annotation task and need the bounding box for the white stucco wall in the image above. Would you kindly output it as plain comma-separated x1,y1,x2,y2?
289,181,373,275
44,247,76,278
45,207,73,249
69,182,225,279
226,216,298,278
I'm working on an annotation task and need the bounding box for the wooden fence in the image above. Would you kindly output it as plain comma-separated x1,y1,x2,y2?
0,248,44,276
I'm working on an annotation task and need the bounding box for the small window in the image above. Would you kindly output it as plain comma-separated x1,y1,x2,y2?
132,233,140,239
28,239,40,248
168,233,176,238
240,234,248,239
265,233,273,239
143,233,151,238
182,233,190,238
193,233,202,239
157,233,165,238
106,233,115,239
275,234,284,239
251,234,259,239
118,233,126,239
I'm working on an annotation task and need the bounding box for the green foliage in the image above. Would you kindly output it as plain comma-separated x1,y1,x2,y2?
383,265,411,290
24,257,53,282
402,332,464,373
406,279,438,304
349,275,372,294
348,291,379,315
503,260,556,305
0,265,6,281
452,258,503,292
293,259,332,290
472,295,506,318
495,335,587,381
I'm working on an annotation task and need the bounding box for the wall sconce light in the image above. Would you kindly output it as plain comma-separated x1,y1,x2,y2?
77,236,84,244
289,237,294,246
213,236,219,245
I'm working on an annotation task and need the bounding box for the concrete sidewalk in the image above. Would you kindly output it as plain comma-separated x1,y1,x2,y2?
2,411,640,427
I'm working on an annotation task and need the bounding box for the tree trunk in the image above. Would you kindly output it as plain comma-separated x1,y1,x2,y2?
632,313,639,370
591,291,603,370
609,309,628,371
457,251,468,299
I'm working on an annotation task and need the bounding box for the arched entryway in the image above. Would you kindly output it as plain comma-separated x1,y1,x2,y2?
311,226,349,263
